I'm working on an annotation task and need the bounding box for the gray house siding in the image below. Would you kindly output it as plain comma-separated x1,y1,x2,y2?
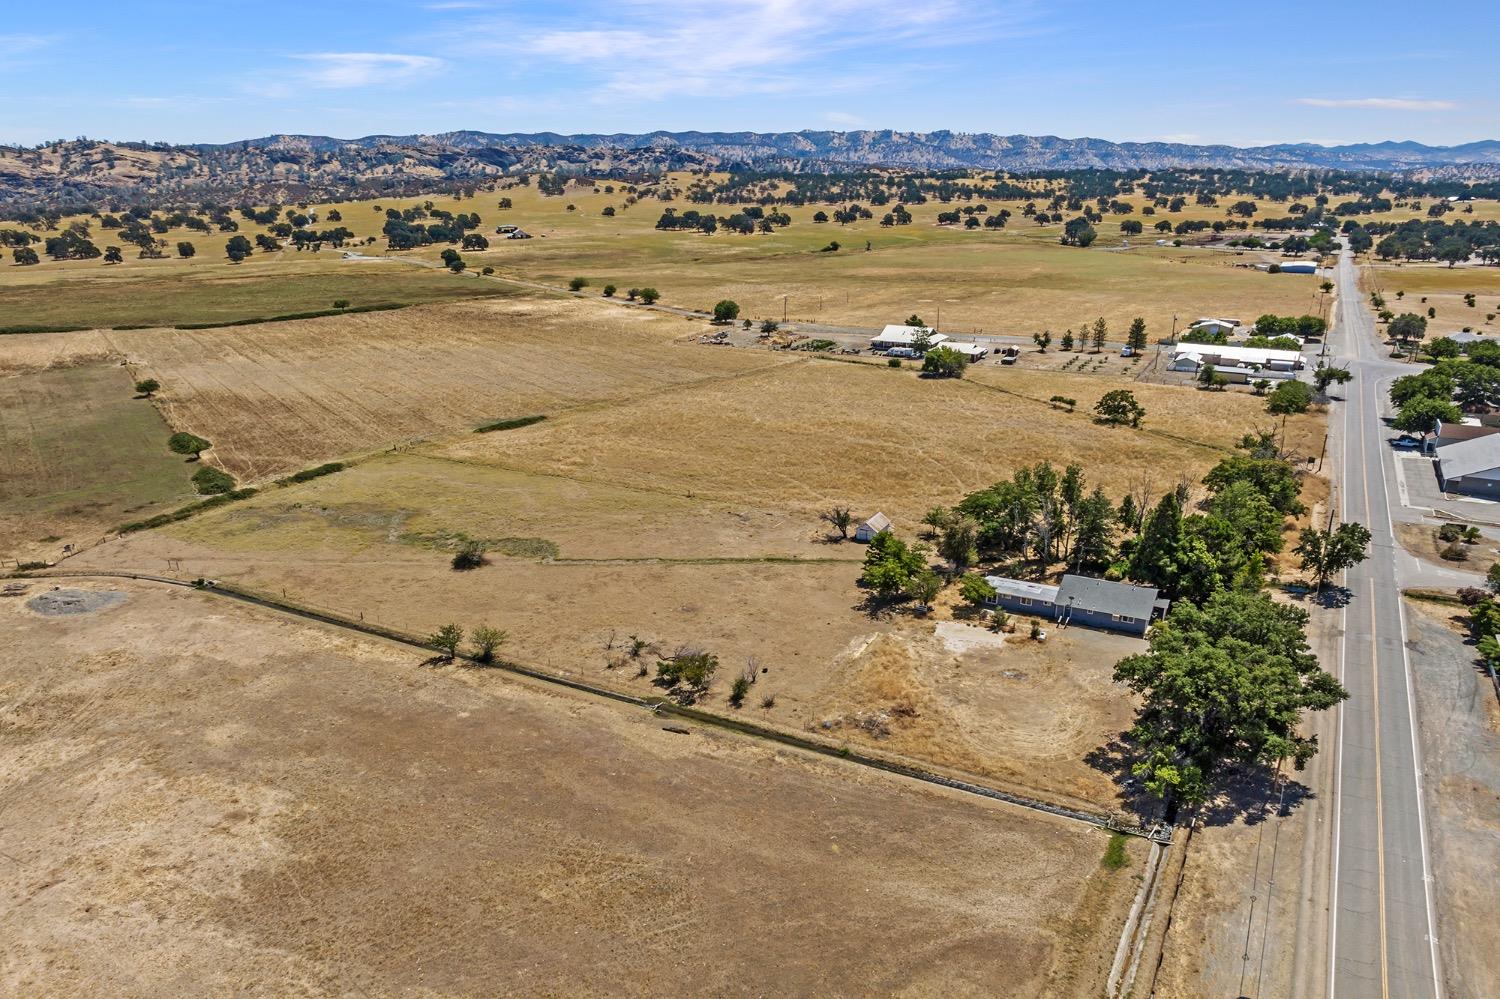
1443,472,1500,500
988,593,1057,617
1061,606,1150,636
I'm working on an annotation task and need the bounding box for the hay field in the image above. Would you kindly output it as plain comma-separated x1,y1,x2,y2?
108,295,783,482
438,354,1286,525
0,358,195,559
1,578,1142,996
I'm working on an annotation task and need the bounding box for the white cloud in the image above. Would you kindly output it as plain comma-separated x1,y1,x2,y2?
1295,97,1455,111
0,33,56,53
292,52,444,89
823,111,865,127
452,0,1032,103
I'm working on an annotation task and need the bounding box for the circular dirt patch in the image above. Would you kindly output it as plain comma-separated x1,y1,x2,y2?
26,588,127,616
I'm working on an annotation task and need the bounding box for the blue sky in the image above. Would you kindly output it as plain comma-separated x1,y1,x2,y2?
3,0,1494,147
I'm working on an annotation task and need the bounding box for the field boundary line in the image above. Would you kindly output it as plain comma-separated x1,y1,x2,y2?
14,567,1168,843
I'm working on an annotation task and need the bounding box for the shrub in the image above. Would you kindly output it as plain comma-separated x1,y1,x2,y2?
1438,523,1465,543
568,276,588,291
481,266,494,275
470,625,507,664
637,287,660,304
191,466,236,495
1440,542,1469,562
134,378,160,397
730,675,751,707
474,414,545,433
602,284,616,297
168,431,211,458
275,462,345,486
657,648,718,691
887,357,902,368
452,540,487,570
712,299,740,323
1457,586,1490,606
759,693,777,709
1101,833,1128,871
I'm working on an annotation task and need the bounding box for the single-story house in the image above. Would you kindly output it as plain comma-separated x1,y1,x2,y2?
943,342,989,361
1187,317,1240,337
982,573,1168,636
1169,343,1305,381
1436,435,1500,499
870,325,947,352
854,512,892,542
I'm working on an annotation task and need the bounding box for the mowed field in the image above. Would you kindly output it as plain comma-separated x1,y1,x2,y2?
0,171,1357,335
0,354,196,559
108,294,782,482
1,579,1144,997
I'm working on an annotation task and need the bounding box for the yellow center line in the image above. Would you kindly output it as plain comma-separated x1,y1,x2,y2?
1351,299,1390,999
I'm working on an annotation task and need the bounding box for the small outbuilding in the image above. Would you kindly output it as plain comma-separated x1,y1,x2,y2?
942,342,989,360
854,512,893,542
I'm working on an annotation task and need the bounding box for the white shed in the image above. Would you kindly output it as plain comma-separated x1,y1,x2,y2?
855,512,893,542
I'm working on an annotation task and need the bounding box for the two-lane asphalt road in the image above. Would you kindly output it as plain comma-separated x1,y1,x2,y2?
1327,249,1443,999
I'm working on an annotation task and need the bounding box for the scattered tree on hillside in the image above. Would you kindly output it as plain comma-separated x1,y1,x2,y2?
638,287,660,304
713,299,740,323
860,530,930,598
1091,317,1108,352
1032,330,1052,352
568,276,589,291
176,241,195,258
134,379,160,398
430,623,464,661
13,246,39,265
167,432,211,459
103,246,123,264
1094,389,1144,427
820,506,853,540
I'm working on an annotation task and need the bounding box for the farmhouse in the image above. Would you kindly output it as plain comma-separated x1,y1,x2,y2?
854,512,892,542
870,325,947,352
1169,342,1304,381
1436,435,1500,499
982,573,1168,636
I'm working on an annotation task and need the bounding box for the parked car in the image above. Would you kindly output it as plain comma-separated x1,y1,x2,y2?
1391,434,1423,449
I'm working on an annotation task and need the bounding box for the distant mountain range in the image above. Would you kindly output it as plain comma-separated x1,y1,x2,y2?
3,130,1498,212
214,130,1500,171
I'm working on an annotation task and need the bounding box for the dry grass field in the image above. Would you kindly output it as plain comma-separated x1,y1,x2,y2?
439,352,1297,524
0,353,196,560
107,294,781,482
1368,261,1500,339
0,578,1144,997
0,251,513,330
0,171,1359,335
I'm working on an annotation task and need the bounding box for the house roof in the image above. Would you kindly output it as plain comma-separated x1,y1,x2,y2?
1171,343,1303,366
1056,574,1161,621
1438,434,1500,480
983,576,1059,603
871,325,947,347
1434,421,1500,445
943,342,988,356
859,512,892,533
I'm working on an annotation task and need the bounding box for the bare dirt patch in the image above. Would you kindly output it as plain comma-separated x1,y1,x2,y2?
0,580,1142,997
25,587,126,616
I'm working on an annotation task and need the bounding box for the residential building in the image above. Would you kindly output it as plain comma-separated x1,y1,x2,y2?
870,325,948,352
982,573,1168,636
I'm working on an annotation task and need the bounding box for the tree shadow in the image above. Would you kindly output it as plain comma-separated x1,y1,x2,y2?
1087,734,1316,827
1193,765,1315,828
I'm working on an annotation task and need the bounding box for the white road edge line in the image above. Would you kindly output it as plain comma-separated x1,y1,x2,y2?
1370,376,1444,999
1328,329,1349,999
